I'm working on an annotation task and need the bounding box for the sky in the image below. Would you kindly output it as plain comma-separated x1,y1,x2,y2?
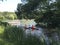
0,0,22,12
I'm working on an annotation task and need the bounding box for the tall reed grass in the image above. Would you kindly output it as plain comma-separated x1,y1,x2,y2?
3,26,46,45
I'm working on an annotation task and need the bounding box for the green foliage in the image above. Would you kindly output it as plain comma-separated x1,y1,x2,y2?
2,26,46,45
17,0,60,29
0,26,5,34
0,21,9,34
3,26,23,42
0,21,9,26
0,12,17,20
0,16,5,21
15,0,43,19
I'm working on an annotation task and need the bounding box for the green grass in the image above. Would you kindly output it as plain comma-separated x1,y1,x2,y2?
0,26,5,34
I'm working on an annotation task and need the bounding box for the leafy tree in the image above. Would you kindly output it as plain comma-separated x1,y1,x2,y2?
15,0,44,19
16,0,60,29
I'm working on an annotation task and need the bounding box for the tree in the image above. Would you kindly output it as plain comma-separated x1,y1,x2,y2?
15,0,45,19
31,0,60,28
16,0,60,28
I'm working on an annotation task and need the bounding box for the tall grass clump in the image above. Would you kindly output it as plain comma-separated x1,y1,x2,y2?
3,26,24,42
3,26,46,45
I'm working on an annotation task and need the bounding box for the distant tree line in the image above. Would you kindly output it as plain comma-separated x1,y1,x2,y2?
0,12,17,20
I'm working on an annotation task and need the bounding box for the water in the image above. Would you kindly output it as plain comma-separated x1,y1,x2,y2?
23,27,50,45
